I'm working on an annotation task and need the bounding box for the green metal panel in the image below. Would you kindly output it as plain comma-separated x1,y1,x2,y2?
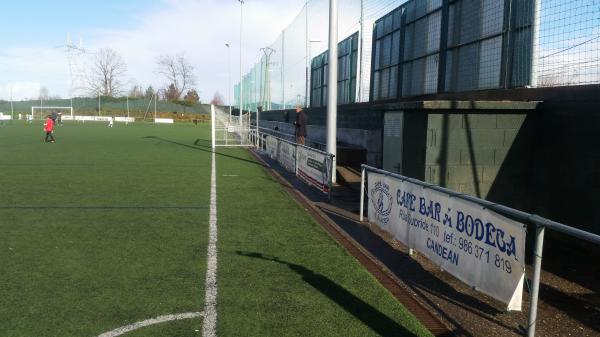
383,111,404,173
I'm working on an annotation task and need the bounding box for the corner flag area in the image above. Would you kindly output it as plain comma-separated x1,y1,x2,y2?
0,121,431,336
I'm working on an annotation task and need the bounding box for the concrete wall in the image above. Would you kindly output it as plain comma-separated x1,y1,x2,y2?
259,120,381,166
424,113,529,200
259,103,383,166
260,86,600,237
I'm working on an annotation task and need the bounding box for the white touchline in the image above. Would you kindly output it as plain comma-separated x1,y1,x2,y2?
97,312,203,337
203,151,218,337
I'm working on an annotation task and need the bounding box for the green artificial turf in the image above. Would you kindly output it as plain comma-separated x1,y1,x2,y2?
0,121,210,336
0,121,432,337
214,147,432,337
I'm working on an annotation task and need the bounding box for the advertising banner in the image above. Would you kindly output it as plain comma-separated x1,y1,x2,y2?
114,117,135,122
277,140,296,173
296,146,332,194
265,136,278,160
367,172,526,311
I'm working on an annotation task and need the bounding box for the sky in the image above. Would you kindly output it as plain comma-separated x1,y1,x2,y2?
0,0,308,102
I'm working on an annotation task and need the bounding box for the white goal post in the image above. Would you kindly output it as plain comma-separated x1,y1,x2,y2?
211,104,253,148
31,106,74,120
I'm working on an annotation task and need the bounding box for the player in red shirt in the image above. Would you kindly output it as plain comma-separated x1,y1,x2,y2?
44,115,55,143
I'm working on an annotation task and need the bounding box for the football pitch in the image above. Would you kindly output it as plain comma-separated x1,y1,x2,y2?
0,121,431,337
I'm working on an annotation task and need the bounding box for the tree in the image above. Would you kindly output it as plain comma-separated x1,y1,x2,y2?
165,83,179,101
88,48,127,97
129,85,143,98
210,91,224,106
184,89,200,104
145,86,155,99
156,53,196,100
39,86,49,100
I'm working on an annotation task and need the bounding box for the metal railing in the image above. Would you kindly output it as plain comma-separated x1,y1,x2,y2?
251,129,334,198
359,164,600,337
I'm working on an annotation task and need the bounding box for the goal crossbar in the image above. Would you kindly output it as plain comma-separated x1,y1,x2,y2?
31,106,74,119
211,104,253,148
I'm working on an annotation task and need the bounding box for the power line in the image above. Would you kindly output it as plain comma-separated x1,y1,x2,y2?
539,34,600,59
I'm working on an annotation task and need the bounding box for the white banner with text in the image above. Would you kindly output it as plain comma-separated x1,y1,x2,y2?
297,146,332,194
367,171,526,311
277,140,296,173
265,136,278,160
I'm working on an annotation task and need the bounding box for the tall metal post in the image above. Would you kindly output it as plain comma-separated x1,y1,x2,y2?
211,104,216,150
281,30,286,109
256,108,260,148
356,0,363,102
530,0,541,87
305,1,309,107
238,0,244,126
10,83,14,121
98,95,101,116
527,224,546,337
261,47,275,110
326,0,338,184
360,166,365,221
126,96,130,125
226,43,232,124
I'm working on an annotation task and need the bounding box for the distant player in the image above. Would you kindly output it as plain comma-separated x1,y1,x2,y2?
44,115,55,143
51,111,58,125
57,113,63,126
108,117,114,128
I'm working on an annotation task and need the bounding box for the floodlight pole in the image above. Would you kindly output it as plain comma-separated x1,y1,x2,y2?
40,85,43,119
326,0,338,184
10,83,14,120
305,2,309,107
261,47,275,110
530,0,541,87
238,0,244,126
226,43,232,124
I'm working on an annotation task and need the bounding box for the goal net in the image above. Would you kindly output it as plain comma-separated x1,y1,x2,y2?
211,105,253,148
31,106,73,120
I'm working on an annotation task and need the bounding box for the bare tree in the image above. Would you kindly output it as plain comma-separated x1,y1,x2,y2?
88,48,127,97
156,53,196,99
129,84,143,98
210,91,224,106
145,86,155,99
39,86,49,100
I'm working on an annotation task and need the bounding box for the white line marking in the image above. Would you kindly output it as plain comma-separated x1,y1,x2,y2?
97,312,203,337
203,151,218,337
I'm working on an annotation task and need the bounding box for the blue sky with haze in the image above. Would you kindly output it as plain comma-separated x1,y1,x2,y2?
0,0,308,101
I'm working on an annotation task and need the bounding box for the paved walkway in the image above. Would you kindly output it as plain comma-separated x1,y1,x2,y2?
253,149,600,337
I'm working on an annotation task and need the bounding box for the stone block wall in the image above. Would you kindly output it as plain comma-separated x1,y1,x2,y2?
424,113,528,200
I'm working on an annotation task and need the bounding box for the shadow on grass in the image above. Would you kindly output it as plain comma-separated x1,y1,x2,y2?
236,251,419,337
143,136,267,167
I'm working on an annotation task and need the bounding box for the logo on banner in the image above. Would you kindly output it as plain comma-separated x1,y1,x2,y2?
370,181,393,224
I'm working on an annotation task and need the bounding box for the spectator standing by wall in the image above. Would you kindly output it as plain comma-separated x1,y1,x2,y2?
294,105,307,145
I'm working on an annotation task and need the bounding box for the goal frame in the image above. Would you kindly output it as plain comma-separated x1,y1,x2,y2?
31,106,74,120
211,104,254,149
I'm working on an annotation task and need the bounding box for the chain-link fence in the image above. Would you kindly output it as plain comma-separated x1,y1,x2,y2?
236,0,600,109
0,97,211,118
